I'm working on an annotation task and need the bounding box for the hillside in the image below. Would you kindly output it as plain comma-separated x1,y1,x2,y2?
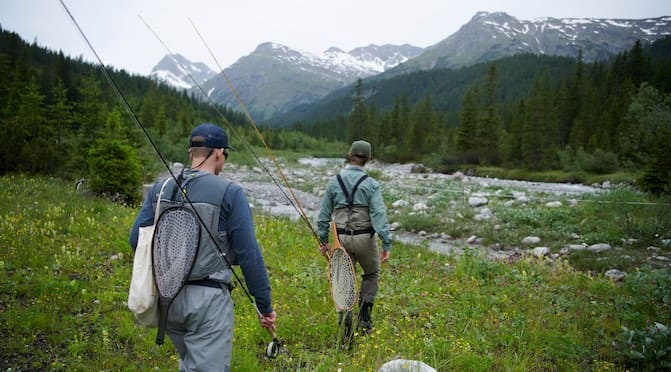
270,53,578,126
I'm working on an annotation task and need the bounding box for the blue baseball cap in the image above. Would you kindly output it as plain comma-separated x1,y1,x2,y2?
189,123,234,150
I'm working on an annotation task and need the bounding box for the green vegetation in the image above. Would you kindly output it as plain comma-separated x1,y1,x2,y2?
1,174,669,370
291,39,671,195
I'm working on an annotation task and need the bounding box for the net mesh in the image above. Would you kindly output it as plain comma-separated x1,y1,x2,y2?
328,247,357,311
153,207,200,298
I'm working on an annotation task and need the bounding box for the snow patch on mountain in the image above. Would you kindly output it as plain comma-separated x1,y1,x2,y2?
150,54,216,90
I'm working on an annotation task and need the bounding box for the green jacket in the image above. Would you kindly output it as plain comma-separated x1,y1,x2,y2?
317,165,392,251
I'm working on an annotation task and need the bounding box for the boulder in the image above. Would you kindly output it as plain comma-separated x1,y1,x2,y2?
521,236,541,245
379,359,437,372
588,243,612,253
533,247,550,257
604,269,626,281
468,196,488,207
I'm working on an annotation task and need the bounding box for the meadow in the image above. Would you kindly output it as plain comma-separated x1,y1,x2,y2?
0,174,669,371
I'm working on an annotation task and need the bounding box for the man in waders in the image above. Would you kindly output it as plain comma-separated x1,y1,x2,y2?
129,123,276,371
317,140,392,342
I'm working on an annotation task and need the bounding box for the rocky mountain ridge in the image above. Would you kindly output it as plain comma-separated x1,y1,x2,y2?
150,11,671,121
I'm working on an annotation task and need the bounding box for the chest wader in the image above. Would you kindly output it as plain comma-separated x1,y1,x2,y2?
157,173,237,368
334,174,376,337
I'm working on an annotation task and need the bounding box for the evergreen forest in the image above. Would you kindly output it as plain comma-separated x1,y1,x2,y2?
1,25,670,200
292,38,671,195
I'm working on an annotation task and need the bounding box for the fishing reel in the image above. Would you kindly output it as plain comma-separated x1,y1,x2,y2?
266,337,281,359
264,329,283,359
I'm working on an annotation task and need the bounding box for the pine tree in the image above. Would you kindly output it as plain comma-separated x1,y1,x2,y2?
456,86,479,157
477,64,503,164
46,78,73,174
524,74,559,169
15,78,47,173
348,78,369,142
502,98,526,166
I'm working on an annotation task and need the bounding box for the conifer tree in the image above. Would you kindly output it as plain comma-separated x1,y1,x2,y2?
477,64,503,164
348,78,369,142
524,74,559,169
15,78,47,173
46,78,73,174
456,86,479,157
502,98,526,166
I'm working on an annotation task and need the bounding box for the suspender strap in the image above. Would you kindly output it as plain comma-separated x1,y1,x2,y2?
336,174,369,209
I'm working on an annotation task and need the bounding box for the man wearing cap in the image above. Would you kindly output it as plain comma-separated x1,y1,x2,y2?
317,139,392,340
129,123,276,371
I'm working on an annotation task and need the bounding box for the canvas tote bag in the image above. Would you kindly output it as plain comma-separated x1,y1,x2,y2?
128,178,170,327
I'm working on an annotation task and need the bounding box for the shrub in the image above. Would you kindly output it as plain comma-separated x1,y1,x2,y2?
614,322,671,370
86,138,142,204
575,148,620,174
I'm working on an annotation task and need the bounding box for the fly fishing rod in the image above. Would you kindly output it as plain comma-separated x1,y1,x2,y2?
58,0,279,356
136,16,308,240
185,19,362,338
138,15,323,246
189,17,323,247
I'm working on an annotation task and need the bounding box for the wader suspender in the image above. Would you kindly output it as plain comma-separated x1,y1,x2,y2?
335,174,374,236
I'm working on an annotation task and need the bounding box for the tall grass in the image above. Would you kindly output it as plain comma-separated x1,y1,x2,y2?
1,175,669,370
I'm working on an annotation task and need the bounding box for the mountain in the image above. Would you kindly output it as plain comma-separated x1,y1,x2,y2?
150,54,216,90
196,42,423,122
151,12,670,123
387,12,671,76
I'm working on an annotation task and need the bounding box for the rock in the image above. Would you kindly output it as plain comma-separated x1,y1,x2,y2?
452,171,466,181
533,247,550,257
412,202,428,211
468,196,488,207
565,244,587,251
522,236,541,245
392,199,409,208
602,180,611,189
390,222,402,231
170,162,184,173
379,359,437,372
516,195,530,203
474,207,493,221
588,243,612,253
411,164,430,173
545,201,562,208
466,235,477,244
604,269,626,281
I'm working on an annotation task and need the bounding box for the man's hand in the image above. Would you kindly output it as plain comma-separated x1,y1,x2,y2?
259,311,277,333
380,249,390,263
319,242,329,257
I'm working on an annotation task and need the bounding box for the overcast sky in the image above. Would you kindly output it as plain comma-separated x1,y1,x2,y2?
1,0,669,76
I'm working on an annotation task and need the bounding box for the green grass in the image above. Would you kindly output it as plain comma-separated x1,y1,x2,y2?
1,174,670,370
